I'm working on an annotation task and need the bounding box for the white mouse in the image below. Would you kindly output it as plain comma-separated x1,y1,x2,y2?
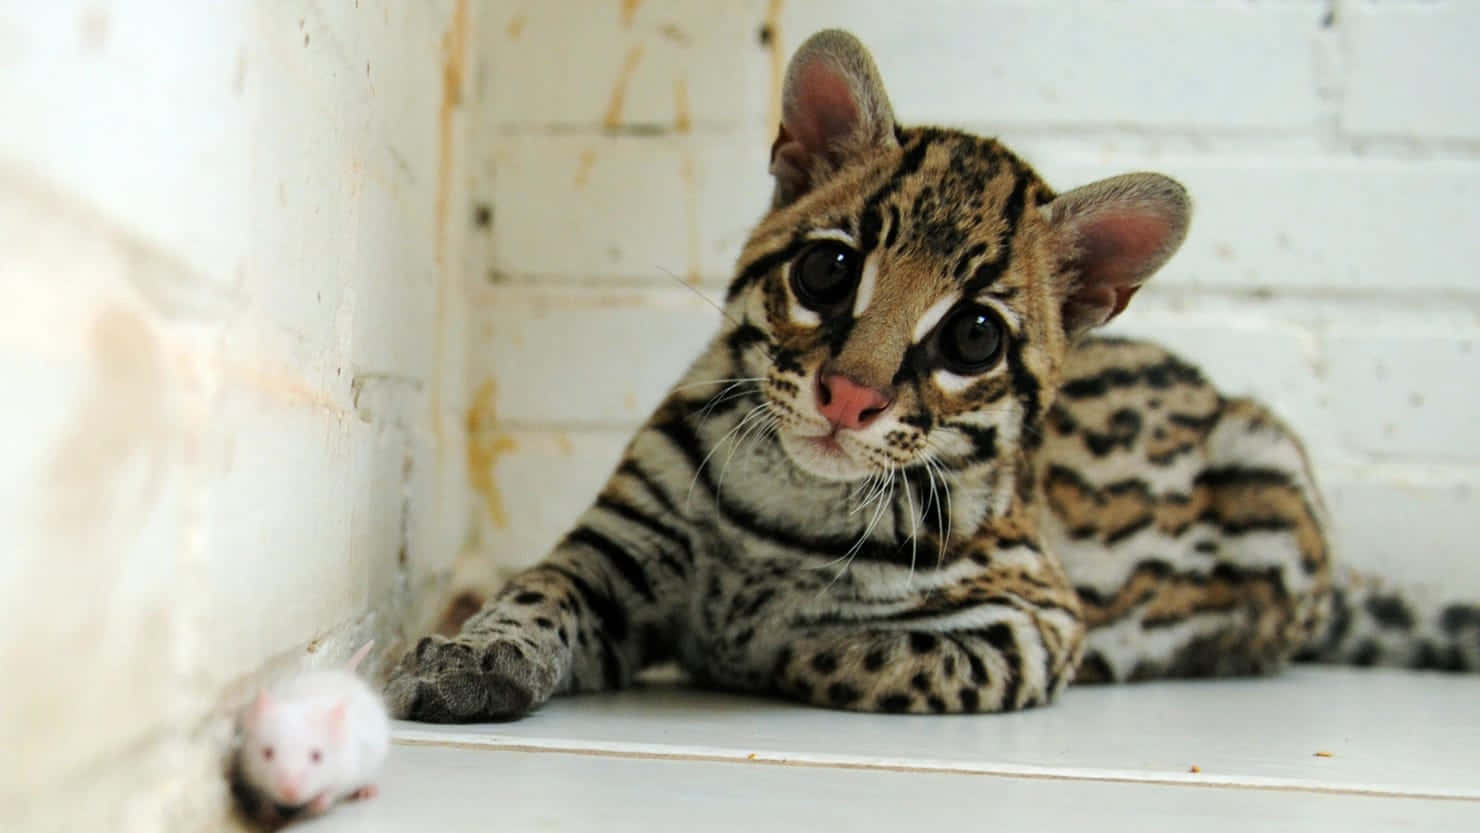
234,640,391,824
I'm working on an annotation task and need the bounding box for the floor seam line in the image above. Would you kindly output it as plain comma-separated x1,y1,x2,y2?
388,736,1480,804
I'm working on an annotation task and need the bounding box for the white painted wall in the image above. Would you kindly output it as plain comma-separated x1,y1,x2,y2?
3,1,1476,829
0,2,477,830
470,1,1480,598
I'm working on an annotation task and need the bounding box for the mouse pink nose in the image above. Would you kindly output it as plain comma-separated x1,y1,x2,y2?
278,782,300,804
816,373,892,430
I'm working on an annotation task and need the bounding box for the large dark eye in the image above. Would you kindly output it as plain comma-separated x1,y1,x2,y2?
938,304,1005,374
310,748,322,764
261,746,274,761
791,242,861,310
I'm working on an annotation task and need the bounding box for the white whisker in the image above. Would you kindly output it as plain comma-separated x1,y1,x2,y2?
821,466,895,593
673,377,767,394
927,456,953,569
902,472,919,589
717,409,778,496
686,403,769,508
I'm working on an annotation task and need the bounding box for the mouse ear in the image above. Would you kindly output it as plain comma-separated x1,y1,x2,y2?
246,691,272,728
325,699,349,738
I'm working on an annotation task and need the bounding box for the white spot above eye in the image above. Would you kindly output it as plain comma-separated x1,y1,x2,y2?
852,255,879,318
912,295,960,343
932,368,975,393
805,228,857,245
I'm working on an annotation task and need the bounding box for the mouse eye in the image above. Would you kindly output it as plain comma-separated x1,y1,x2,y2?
310,748,322,764
261,746,274,761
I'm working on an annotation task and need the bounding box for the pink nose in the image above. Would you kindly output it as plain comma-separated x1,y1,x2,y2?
278,783,300,804
816,373,892,430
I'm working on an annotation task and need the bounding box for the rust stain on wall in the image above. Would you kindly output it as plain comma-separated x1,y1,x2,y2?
432,0,470,462
436,590,486,636
673,77,692,134
506,12,527,39
620,0,643,27
602,45,645,129
573,148,598,189
466,380,515,528
764,0,784,130
41,306,167,552
436,0,470,265
680,150,700,284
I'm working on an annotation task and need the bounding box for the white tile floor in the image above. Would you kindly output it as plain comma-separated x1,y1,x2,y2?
305,668,1480,832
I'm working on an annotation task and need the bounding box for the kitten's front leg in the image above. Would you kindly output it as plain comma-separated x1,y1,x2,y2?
770,615,1083,714
386,456,691,721
383,562,583,721
752,549,1086,714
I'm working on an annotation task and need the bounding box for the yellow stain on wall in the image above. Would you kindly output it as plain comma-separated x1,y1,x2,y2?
764,0,784,131
673,77,692,134
466,380,515,528
435,0,469,267
603,45,645,128
620,0,643,27
573,147,598,189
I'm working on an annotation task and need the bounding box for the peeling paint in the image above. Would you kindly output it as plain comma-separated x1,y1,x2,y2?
602,45,645,129
466,380,514,528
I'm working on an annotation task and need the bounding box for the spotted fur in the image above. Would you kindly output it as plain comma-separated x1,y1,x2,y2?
387,30,1479,721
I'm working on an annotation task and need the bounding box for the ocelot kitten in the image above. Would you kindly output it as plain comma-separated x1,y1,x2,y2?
388,30,1480,719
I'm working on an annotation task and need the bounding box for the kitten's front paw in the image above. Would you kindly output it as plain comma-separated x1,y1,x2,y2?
385,634,558,722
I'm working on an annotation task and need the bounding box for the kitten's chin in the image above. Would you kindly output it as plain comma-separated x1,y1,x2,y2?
778,430,873,482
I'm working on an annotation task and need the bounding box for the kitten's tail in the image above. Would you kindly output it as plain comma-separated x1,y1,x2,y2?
1296,567,1480,672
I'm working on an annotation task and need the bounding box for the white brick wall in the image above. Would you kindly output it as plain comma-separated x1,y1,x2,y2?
0,2,475,830
468,1,1480,596
4,2,1477,826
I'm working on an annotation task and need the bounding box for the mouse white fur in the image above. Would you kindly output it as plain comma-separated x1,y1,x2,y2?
235,640,390,823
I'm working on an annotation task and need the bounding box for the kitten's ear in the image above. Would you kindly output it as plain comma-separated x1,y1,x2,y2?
770,29,898,208
1045,173,1191,336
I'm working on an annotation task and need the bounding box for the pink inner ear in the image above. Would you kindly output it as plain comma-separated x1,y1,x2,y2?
789,62,860,152
1074,212,1174,287
325,700,348,737
248,691,271,726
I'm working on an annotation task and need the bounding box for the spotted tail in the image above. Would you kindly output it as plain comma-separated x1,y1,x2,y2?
1297,567,1480,672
